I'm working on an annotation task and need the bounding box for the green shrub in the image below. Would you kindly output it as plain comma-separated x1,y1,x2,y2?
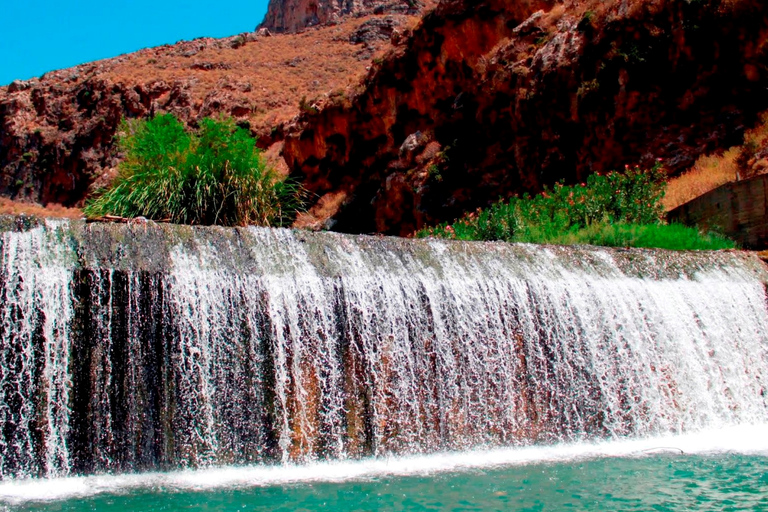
298,96,319,115
84,114,305,227
564,223,735,250
416,162,735,250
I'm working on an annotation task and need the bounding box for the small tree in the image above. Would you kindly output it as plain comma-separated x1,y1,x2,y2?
84,114,304,227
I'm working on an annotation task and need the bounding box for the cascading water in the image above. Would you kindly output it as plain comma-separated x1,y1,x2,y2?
0,220,74,479
0,216,767,481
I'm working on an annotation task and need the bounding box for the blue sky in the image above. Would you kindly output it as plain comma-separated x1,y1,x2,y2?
0,0,270,86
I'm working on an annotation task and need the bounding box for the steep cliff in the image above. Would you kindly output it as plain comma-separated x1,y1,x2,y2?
283,0,768,235
261,0,426,33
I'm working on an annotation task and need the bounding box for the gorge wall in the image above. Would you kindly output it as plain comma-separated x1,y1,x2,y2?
284,0,768,235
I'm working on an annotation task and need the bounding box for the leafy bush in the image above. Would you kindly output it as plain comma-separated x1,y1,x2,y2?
416,162,736,250
84,114,304,227
527,223,734,250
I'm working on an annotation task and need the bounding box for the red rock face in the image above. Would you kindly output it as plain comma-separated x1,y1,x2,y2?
283,0,768,235
261,0,425,33
0,77,123,206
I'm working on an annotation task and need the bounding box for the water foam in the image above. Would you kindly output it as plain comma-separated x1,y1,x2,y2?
1,424,766,505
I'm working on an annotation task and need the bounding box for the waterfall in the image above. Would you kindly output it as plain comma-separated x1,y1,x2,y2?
0,218,767,480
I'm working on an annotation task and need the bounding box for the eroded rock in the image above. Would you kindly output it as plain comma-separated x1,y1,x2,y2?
261,0,425,33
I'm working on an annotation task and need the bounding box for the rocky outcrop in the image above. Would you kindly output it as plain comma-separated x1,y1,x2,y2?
738,131,768,179
261,0,424,33
284,0,768,235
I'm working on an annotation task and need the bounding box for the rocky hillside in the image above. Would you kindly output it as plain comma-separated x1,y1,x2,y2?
1,0,767,235
285,0,768,235
0,11,421,207
261,0,428,33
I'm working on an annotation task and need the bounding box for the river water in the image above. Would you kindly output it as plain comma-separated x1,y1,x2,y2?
3,425,767,510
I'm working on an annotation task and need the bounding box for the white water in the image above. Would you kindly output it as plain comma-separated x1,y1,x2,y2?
0,221,767,481
0,221,75,479
1,424,767,505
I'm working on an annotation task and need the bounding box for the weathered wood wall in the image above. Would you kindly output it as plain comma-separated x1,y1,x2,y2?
667,174,768,249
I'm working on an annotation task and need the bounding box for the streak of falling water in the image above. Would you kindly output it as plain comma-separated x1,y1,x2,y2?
0,221,75,478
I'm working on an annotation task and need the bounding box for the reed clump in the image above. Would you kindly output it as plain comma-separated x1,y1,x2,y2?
416,162,735,251
84,114,304,227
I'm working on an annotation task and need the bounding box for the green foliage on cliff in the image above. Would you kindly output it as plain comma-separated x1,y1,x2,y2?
417,163,735,251
83,114,304,227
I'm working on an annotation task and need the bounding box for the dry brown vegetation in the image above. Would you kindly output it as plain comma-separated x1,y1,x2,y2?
0,198,82,219
13,12,426,139
741,112,768,164
0,11,430,218
663,148,741,211
95,14,424,131
4,0,764,224
664,114,768,211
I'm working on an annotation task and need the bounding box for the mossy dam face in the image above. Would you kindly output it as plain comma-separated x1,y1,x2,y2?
0,216,767,480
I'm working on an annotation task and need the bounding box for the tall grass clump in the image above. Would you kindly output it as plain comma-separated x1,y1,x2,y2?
664,112,768,212
662,148,740,212
417,162,736,250
84,114,304,226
